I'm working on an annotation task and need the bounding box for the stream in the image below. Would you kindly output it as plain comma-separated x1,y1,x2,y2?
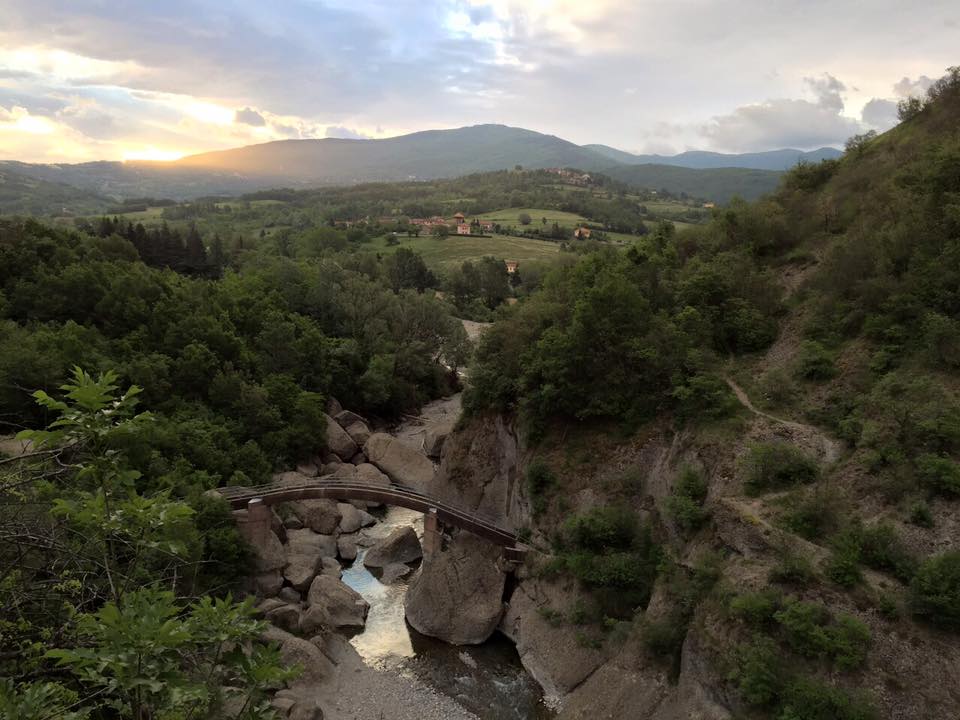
337,395,555,720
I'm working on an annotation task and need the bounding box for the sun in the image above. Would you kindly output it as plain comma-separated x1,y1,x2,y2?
122,147,185,162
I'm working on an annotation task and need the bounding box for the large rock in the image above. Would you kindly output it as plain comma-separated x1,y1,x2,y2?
345,421,371,447
264,603,301,633
337,503,363,533
380,563,413,583
355,463,390,487
327,463,357,481
404,532,505,645
363,433,435,490
423,417,456,458
338,534,358,561
261,625,334,685
334,409,367,428
306,574,369,629
284,529,337,591
254,571,283,597
251,530,286,573
363,526,422,568
289,499,341,534
325,413,358,460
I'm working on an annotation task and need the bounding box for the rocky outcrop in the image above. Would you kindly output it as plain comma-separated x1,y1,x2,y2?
363,527,422,568
284,528,337,591
500,574,606,698
306,574,369,629
324,413,359,460
404,532,505,645
380,563,412,583
363,433,435,490
423,416,456,458
290,499,341,535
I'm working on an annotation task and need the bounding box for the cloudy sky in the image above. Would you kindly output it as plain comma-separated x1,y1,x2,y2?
0,0,957,163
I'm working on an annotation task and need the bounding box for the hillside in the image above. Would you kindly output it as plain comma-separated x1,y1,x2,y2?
449,69,960,720
0,165,112,216
602,162,781,202
586,144,842,170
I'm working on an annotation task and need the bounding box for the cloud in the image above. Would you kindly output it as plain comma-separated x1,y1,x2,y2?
860,98,898,131
325,125,371,140
804,73,847,113
893,75,935,98
234,106,265,126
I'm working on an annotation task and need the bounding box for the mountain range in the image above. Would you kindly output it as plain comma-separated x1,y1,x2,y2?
0,124,842,211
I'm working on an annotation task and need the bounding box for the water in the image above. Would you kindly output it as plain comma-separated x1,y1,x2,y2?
340,506,554,720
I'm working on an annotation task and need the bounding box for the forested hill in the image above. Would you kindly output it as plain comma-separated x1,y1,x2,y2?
585,143,842,170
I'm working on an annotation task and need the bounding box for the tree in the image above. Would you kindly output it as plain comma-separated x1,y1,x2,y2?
384,247,435,293
518,212,532,225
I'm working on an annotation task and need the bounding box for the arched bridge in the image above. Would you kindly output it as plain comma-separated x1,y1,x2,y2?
218,479,527,562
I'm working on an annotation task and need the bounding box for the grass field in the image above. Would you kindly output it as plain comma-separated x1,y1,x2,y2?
376,232,561,271
473,207,590,226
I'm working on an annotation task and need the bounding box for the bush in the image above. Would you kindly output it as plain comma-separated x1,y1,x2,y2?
796,341,837,380
729,635,784,706
825,528,864,588
743,442,819,495
664,466,710,532
779,488,841,540
770,546,817,586
908,500,934,528
730,590,782,627
859,522,916,582
774,598,870,669
916,454,960,497
910,551,960,629
565,505,637,551
526,458,556,517
777,676,876,720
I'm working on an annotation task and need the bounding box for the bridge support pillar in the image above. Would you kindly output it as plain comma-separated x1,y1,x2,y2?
236,498,273,547
423,508,442,558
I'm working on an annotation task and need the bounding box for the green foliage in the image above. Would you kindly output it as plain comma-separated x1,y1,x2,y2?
825,528,864,588
858,522,916,582
796,341,836,380
730,635,785,706
778,488,842,540
664,466,710,533
564,505,637,551
908,500,934,528
769,545,817,586
526,458,556,517
910,551,960,629
729,590,781,628
777,677,876,720
916,453,960,497
0,679,89,720
742,442,819,495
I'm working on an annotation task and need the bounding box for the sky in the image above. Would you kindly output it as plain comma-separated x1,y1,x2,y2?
0,0,957,163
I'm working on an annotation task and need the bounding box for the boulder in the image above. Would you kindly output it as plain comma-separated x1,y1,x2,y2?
284,529,338,591
326,396,343,416
338,534,358,561
380,563,413,583
279,586,302,604
272,470,312,487
327,463,357,481
289,499,341,535
254,571,283,597
364,433,435,490
355,462,390,487
283,514,304,530
289,699,325,720
265,603,301,633
350,452,368,465
404,532,505,645
298,604,331,636
358,509,376,527
334,409,367,428
324,413,358,460
320,556,343,578
363,526,422,568
257,598,287,616
306,574,369,629
261,625,334,685
251,530,286,573
337,503,363,533
345,421,371,447
271,696,296,716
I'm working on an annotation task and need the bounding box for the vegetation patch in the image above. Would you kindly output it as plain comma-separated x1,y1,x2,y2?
742,442,819,495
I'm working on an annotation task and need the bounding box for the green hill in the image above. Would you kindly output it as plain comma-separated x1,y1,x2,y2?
602,162,781,202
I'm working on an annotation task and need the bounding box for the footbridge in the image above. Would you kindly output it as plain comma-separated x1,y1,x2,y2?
218,479,527,562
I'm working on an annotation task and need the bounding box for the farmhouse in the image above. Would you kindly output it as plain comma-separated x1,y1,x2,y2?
457,223,471,235
505,260,519,274
573,226,592,239
453,212,466,223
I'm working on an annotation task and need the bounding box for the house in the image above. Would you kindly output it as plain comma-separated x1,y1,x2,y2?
505,260,519,274
457,223,471,235
452,212,466,223
703,202,716,209
480,221,495,232
573,226,592,239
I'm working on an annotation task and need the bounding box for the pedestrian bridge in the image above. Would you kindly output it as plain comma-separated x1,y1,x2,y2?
218,479,527,562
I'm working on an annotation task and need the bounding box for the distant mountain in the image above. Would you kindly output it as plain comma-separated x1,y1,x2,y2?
584,144,842,171
0,165,112,216
1,124,811,208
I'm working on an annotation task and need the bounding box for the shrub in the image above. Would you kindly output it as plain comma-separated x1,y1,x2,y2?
916,454,960,497
730,590,782,627
565,505,637,551
743,442,819,495
797,341,837,380
642,617,688,658
908,500,934,528
729,635,784,706
859,522,916,582
828,615,871,670
664,466,710,532
672,372,739,421
779,488,841,540
910,551,960,629
777,676,876,720
774,599,833,658
770,546,817,586
526,458,556,517
825,528,864,588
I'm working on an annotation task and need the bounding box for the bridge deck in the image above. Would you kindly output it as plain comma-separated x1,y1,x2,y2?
219,479,523,549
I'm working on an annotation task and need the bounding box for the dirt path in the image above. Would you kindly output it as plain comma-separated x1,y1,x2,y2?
725,377,843,464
